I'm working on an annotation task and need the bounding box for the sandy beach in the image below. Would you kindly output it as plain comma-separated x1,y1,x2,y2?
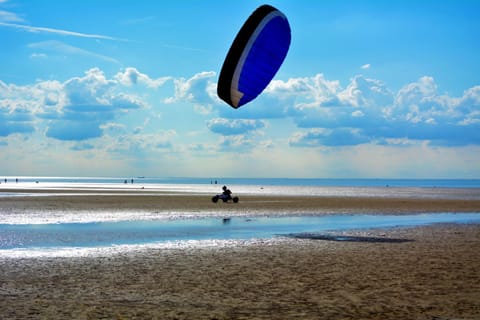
1,187,480,217
1,189,480,319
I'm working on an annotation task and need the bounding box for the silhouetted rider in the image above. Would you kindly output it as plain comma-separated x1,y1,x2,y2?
222,185,232,200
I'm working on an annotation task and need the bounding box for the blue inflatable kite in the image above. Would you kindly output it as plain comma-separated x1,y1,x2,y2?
217,4,291,109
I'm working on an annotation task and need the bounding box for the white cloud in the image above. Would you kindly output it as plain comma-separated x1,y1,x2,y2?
0,22,125,41
338,75,393,108
207,118,266,136
29,53,47,59
264,74,393,112
0,79,64,137
1,65,480,178
457,85,480,114
166,71,216,106
110,94,146,110
0,68,154,141
351,110,364,117
282,74,342,109
28,40,119,64
289,128,369,147
218,135,255,151
105,131,176,156
0,10,24,22
264,74,479,147
63,68,115,105
101,122,127,135
71,142,95,151
224,74,342,120
1,67,480,153
45,68,150,140
115,67,170,88
360,63,371,70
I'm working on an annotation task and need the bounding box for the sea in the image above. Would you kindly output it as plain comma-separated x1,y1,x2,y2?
1,177,479,258
4,176,480,188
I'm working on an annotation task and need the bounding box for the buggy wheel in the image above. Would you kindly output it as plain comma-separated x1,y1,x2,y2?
211,195,219,203
233,196,239,203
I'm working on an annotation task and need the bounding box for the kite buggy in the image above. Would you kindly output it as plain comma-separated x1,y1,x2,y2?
212,185,239,203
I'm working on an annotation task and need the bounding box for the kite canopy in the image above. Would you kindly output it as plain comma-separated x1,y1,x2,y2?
217,4,291,109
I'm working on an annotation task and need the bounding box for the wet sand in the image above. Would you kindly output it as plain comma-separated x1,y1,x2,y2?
1,225,479,319
1,188,480,217
1,190,480,319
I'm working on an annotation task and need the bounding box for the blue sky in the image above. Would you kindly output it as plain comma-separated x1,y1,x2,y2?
1,0,479,178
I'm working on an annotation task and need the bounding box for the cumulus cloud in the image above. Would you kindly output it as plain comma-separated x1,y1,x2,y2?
1,67,479,149
64,68,114,105
218,135,255,152
207,118,266,136
1,80,46,136
338,75,393,108
457,85,480,116
267,74,342,110
289,128,369,147
45,68,148,140
271,74,480,148
375,77,480,146
110,94,146,110
245,74,392,127
106,130,176,155
115,67,170,88
0,68,152,142
166,71,217,106
217,74,342,120
278,76,389,132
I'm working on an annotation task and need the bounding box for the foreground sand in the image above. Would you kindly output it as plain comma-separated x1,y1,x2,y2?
1,225,479,319
1,190,480,319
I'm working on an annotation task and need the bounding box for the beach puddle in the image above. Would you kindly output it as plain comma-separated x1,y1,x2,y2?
1,213,479,256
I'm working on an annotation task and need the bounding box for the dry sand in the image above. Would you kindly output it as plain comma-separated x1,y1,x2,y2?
1,190,480,319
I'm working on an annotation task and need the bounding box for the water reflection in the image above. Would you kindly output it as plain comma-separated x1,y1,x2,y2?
1,213,479,251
